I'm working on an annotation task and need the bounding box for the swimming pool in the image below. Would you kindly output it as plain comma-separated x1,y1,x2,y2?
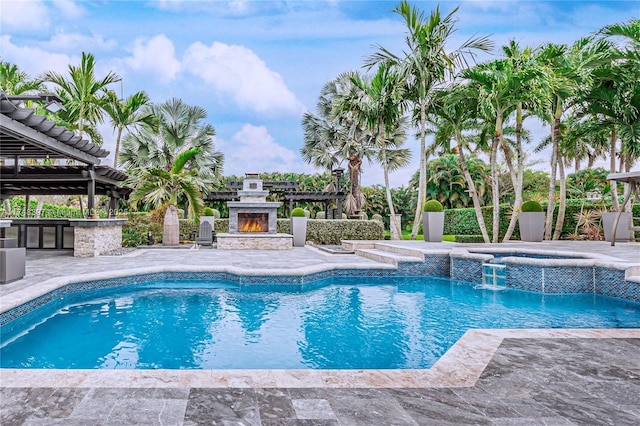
2,276,639,370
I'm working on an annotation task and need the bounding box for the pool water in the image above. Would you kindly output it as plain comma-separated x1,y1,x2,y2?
1,276,639,369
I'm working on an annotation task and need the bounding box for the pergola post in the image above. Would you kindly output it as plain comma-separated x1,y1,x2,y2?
87,166,96,218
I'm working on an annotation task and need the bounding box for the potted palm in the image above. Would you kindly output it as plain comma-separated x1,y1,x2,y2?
519,200,545,242
422,200,444,242
290,207,308,247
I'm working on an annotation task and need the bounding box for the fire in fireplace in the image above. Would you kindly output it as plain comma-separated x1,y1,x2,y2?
238,213,268,233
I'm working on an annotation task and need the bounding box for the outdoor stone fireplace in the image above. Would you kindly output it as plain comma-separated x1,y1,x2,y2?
217,174,292,249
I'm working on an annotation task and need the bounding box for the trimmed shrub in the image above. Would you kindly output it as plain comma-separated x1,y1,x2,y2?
371,213,383,222
203,207,215,216
521,200,543,213
454,235,486,243
423,200,443,212
211,208,221,219
277,219,383,244
291,207,306,217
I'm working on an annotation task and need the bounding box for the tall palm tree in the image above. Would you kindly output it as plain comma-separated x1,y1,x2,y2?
367,1,493,239
429,86,491,242
0,60,43,94
337,62,411,238
461,58,539,242
102,90,157,168
41,52,121,146
301,73,374,217
129,148,205,246
535,38,610,239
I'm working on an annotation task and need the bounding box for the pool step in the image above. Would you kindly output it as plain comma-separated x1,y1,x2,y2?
354,248,423,267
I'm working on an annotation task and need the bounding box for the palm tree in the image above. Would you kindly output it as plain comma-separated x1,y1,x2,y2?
301,73,374,217
336,62,411,238
461,58,538,242
535,38,610,239
41,52,121,146
428,86,491,242
120,98,223,181
366,1,493,240
129,148,205,246
102,90,157,168
0,60,43,94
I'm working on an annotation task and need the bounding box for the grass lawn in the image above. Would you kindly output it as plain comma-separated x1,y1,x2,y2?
383,231,455,242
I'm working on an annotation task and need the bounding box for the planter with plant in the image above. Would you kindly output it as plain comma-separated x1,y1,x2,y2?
422,200,444,242
519,200,545,242
291,207,308,247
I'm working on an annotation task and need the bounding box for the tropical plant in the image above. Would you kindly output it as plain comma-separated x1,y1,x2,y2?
102,90,156,168
41,52,121,145
0,60,43,95
366,1,493,239
423,199,443,212
120,98,224,203
335,62,411,239
128,148,205,246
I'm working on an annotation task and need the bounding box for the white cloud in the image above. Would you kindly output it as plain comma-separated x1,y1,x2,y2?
0,0,50,31
220,124,304,175
52,0,85,19
124,35,181,83
0,35,72,76
183,41,305,116
42,32,117,52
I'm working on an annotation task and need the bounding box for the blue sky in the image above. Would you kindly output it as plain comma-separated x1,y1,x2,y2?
1,0,637,186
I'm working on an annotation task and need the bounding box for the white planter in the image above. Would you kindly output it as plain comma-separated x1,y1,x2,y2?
602,212,632,242
291,216,307,247
422,212,444,242
518,212,545,242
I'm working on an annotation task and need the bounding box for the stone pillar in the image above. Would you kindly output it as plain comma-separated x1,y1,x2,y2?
69,219,127,257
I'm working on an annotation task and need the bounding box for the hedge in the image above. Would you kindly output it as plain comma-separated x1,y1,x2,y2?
444,203,640,240
124,217,384,246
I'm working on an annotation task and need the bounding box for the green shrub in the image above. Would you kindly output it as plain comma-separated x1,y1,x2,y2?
521,200,543,213
211,208,221,219
291,207,306,217
122,212,163,247
454,235,485,243
276,219,383,244
203,207,215,216
371,213,383,222
423,200,443,212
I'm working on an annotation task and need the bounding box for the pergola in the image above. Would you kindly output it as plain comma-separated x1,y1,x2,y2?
0,94,129,217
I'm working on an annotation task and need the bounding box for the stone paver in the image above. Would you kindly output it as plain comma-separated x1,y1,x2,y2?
2,339,639,425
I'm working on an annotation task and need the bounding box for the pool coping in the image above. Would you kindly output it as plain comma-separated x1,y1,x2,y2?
2,328,638,389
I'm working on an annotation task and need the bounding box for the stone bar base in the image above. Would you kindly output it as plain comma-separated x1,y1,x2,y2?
69,219,127,257
217,233,293,250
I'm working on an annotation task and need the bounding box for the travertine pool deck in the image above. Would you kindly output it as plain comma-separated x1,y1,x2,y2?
1,241,639,424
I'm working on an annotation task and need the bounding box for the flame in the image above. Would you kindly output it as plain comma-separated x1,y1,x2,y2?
240,220,264,232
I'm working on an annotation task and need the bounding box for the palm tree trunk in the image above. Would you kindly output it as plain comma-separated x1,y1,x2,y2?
379,124,402,240
503,105,524,242
163,205,180,246
456,130,490,243
348,155,363,214
553,155,567,240
545,101,561,240
490,116,502,243
609,128,619,211
113,126,124,168
411,99,428,240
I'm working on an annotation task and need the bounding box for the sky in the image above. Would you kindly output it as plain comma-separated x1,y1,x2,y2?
1,0,637,187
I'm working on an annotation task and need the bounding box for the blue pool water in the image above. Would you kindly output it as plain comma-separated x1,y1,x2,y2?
1,276,639,370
